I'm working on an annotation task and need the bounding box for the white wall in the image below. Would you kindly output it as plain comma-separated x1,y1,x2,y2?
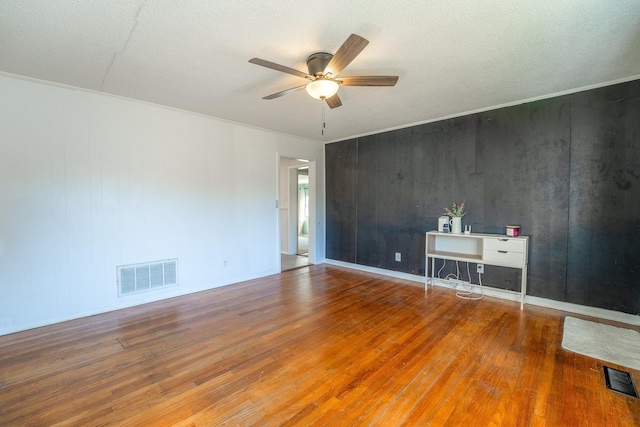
0,75,325,335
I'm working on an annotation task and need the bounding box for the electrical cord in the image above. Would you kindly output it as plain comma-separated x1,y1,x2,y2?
438,260,459,286
455,272,484,301
437,259,447,279
436,259,484,301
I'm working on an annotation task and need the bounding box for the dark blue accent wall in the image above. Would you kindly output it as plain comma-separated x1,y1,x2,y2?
325,79,640,314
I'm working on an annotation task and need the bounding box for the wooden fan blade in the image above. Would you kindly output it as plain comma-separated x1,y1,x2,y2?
337,76,399,86
263,85,306,100
325,94,342,109
249,58,312,80
324,34,369,76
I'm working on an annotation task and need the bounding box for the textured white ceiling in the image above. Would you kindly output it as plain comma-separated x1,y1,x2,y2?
1,0,639,142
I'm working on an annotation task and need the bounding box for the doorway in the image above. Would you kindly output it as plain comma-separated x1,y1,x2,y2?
279,157,314,272
296,168,309,256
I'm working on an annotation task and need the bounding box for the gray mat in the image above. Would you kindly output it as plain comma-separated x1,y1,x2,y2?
562,316,640,370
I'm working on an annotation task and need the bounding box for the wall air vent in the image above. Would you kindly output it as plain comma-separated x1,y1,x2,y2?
118,259,178,296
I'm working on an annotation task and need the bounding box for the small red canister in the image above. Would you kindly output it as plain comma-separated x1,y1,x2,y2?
506,225,520,237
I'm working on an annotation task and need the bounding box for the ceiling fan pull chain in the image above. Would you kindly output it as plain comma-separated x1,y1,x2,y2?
322,100,326,136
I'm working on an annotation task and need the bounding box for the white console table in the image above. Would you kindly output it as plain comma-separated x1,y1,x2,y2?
425,231,529,309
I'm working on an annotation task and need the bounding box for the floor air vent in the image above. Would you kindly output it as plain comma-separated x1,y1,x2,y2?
118,259,178,296
603,366,638,398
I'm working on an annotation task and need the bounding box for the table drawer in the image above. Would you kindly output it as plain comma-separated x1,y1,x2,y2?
483,249,525,266
483,237,525,253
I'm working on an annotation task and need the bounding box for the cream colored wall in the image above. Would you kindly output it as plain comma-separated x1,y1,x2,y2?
0,75,324,335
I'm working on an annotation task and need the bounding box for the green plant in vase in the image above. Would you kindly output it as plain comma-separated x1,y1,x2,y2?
443,201,466,218
443,201,466,233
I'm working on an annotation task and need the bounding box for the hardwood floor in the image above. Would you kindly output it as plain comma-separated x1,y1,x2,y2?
281,253,310,271
1,264,638,426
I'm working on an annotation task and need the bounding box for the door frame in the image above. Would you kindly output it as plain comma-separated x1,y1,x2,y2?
277,154,316,272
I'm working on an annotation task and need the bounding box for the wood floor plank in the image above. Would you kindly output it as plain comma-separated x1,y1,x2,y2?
1,264,639,426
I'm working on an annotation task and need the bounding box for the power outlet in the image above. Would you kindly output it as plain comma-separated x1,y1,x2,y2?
477,263,484,273
395,252,401,262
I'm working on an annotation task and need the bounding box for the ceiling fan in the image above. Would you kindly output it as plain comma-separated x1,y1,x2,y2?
249,34,398,109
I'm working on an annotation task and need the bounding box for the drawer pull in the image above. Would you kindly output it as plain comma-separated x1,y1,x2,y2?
498,250,508,253
499,238,509,242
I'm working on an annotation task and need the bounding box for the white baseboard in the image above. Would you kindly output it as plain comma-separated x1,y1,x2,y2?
4,260,637,337
323,259,640,326
324,259,425,283
0,269,276,337
525,296,640,326
428,277,522,303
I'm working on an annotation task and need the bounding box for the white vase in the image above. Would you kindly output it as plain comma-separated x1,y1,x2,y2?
450,217,462,234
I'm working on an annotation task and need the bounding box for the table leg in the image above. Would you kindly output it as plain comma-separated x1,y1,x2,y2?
520,265,528,310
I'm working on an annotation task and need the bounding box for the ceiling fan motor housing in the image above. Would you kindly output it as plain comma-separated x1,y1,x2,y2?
307,52,333,76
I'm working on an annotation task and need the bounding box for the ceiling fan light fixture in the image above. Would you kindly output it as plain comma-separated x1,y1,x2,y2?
305,78,339,100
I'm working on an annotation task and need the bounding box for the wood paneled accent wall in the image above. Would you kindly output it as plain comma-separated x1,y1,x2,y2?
325,79,640,314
